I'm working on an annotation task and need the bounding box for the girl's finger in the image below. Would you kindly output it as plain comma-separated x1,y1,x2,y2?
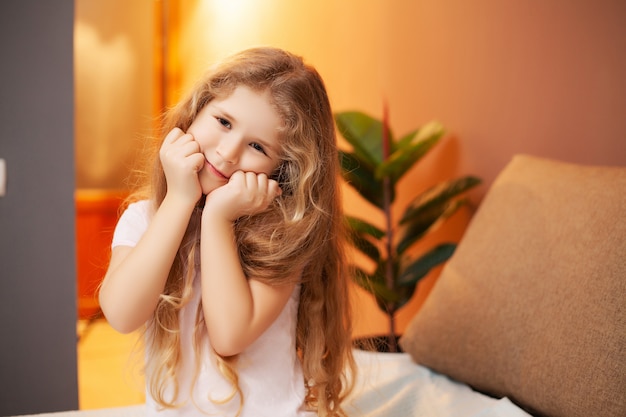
255,174,281,198
162,127,185,144
180,137,201,156
229,170,244,186
188,153,206,172
268,179,282,198
255,172,269,190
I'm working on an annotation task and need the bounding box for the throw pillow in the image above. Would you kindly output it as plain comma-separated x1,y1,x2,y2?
399,154,626,417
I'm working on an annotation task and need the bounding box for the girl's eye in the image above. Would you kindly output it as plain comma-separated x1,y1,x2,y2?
250,142,267,155
216,117,231,129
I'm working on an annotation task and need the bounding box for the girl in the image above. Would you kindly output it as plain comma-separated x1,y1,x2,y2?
99,47,356,416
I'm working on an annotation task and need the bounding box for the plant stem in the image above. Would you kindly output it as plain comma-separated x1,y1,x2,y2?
382,102,398,352
383,176,397,352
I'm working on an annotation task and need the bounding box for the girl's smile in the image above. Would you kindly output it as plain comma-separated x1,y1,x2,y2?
206,161,229,180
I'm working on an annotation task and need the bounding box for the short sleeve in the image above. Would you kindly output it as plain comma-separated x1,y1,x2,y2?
111,200,152,248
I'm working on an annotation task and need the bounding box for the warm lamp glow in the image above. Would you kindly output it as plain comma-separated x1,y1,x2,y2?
171,0,270,95
198,0,265,52
206,0,251,17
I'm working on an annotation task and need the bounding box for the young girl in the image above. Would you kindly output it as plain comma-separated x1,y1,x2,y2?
99,47,356,416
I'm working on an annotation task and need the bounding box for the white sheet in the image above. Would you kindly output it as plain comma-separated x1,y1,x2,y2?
344,349,530,417
14,350,531,417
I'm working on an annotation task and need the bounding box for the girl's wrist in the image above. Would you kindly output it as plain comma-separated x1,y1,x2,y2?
202,215,235,227
161,192,198,215
201,197,238,224
201,209,235,229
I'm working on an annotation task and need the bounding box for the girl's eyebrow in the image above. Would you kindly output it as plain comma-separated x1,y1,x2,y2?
212,103,236,124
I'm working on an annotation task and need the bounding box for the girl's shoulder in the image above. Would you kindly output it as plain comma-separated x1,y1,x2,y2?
112,199,154,248
124,199,153,216
119,199,154,224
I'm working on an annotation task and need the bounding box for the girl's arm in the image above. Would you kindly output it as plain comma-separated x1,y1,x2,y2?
99,128,205,334
200,171,294,357
99,197,195,333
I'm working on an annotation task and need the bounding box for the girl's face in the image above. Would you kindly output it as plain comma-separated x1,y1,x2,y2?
188,85,283,195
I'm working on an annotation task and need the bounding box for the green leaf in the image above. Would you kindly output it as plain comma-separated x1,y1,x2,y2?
396,199,465,255
348,234,380,263
400,176,482,224
394,128,419,150
345,216,383,262
397,243,456,286
351,266,399,304
335,111,391,166
339,150,385,208
376,121,445,181
346,216,385,240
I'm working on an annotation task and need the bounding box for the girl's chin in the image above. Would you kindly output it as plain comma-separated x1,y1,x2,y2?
200,180,225,196
200,186,216,195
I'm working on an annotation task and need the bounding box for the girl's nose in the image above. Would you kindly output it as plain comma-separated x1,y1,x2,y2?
216,138,240,164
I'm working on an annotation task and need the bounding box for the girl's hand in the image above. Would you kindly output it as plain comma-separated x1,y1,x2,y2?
159,128,205,206
203,171,281,222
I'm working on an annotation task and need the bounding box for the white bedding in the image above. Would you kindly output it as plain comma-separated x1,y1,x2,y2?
345,350,530,417
14,350,530,417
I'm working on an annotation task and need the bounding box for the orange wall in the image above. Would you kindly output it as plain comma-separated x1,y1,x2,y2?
75,0,626,337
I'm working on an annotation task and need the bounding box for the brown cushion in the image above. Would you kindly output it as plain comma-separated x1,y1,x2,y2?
399,155,626,417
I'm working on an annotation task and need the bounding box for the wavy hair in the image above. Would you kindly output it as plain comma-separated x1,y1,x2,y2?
126,47,356,416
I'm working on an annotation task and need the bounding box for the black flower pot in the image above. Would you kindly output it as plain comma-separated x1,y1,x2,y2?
352,335,404,353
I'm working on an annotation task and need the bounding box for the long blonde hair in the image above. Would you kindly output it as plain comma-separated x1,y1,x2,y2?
125,47,356,415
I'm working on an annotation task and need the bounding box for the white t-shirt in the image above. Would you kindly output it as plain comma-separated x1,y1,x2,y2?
112,200,313,416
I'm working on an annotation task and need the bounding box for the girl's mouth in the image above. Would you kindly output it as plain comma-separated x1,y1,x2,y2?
207,161,229,180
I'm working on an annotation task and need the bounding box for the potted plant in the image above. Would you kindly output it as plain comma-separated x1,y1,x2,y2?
335,109,481,352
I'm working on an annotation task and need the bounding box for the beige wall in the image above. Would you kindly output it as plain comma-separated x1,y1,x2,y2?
75,0,626,336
